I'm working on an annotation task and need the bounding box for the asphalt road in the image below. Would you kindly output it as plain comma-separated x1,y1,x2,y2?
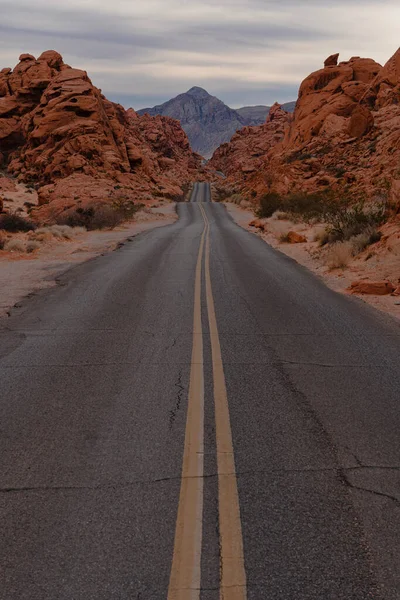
1,183,400,599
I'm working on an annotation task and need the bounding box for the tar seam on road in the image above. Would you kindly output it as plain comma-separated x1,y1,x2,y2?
167,201,206,599
199,201,247,600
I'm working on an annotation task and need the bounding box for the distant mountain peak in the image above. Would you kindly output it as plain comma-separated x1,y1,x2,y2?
186,86,211,99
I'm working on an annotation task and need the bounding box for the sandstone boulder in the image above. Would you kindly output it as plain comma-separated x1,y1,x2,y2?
349,281,395,295
19,54,35,62
348,105,374,138
324,53,339,67
249,219,264,229
286,231,307,244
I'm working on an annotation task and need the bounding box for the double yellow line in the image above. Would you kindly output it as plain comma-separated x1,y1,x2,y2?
168,203,247,600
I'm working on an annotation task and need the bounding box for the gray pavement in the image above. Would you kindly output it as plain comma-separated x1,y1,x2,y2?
1,183,400,599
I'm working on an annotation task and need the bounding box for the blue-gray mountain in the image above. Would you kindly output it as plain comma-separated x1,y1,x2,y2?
138,87,295,158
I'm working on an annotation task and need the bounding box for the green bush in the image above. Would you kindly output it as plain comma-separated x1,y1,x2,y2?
256,192,282,218
0,213,36,233
282,191,337,223
214,186,232,202
257,190,337,222
56,201,143,230
325,202,386,243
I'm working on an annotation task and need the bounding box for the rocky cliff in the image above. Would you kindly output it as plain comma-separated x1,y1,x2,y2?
0,51,202,222
210,49,400,212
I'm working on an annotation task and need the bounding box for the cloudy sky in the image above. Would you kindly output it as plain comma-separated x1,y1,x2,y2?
1,0,399,109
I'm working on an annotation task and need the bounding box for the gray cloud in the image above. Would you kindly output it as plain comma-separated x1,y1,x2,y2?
1,0,399,109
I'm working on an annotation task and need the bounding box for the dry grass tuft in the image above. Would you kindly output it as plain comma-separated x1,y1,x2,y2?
4,238,26,253
26,241,41,253
33,225,86,241
230,193,245,206
325,241,353,269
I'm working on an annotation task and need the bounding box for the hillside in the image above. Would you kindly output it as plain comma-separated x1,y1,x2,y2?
0,51,203,224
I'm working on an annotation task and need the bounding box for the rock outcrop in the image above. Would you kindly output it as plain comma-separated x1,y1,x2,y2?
210,103,292,186
349,280,396,295
236,102,296,126
210,49,400,207
0,51,203,222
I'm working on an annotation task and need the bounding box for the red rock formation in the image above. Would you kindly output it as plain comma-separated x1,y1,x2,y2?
210,49,400,207
0,51,202,222
210,103,291,196
324,53,340,67
349,280,395,295
285,231,307,244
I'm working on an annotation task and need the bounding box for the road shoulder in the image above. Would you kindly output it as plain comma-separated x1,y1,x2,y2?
0,203,177,318
225,201,400,323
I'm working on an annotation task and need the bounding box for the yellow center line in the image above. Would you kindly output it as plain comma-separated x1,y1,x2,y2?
199,202,247,600
168,196,247,599
167,210,207,600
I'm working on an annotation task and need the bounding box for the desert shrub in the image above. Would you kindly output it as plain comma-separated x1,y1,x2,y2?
325,241,353,269
324,224,382,267
325,202,386,243
285,151,313,163
274,211,292,221
214,186,234,202
257,190,338,222
314,227,329,244
57,201,143,230
51,225,74,239
282,191,338,223
177,182,191,202
349,226,382,255
0,213,36,233
230,193,244,205
0,231,6,250
256,192,282,218
112,198,143,219
89,206,125,229
4,238,26,252
26,241,41,253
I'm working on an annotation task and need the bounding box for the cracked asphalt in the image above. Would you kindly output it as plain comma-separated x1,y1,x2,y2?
1,183,400,598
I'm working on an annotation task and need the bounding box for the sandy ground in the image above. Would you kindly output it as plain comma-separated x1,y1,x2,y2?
0,203,177,317
225,202,400,323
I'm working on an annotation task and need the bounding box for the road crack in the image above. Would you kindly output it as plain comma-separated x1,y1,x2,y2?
169,368,184,428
